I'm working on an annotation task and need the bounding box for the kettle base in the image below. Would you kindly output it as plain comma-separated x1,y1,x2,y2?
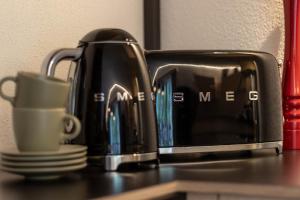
88,152,158,171
159,141,283,155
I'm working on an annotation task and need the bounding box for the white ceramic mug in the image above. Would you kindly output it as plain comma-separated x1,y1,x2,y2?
13,108,81,152
0,72,70,108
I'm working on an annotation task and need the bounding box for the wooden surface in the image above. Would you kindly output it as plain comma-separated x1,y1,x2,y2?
1,150,300,200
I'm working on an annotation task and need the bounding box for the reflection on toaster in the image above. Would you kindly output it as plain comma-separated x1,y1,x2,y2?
152,63,259,147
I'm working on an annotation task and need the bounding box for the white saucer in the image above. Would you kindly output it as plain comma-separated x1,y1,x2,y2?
0,162,87,180
1,157,87,168
0,145,87,157
1,151,87,162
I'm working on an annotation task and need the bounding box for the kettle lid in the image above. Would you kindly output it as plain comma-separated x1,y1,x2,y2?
80,28,137,43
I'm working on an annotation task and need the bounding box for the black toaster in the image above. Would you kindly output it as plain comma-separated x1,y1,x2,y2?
145,50,283,155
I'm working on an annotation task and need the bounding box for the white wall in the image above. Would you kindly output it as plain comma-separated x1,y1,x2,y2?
0,0,143,147
161,0,284,63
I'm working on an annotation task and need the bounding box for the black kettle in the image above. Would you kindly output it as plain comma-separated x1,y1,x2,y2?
41,29,158,170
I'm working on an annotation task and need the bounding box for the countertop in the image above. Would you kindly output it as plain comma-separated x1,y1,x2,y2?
1,150,300,200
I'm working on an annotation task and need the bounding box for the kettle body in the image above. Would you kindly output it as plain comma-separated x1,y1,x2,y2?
42,29,158,170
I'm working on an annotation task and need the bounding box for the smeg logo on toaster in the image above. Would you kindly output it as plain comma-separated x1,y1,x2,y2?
171,91,258,102
94,90,258,103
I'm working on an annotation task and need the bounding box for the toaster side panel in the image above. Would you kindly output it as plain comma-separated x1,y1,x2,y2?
253,53,283,143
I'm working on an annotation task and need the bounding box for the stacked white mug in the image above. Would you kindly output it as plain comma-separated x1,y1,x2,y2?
0,71,85,180
0,71,81,151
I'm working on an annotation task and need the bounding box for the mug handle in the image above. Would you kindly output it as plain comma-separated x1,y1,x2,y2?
0,76,16,105
61,114,81,141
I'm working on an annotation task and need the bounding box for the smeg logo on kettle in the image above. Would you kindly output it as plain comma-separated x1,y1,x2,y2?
94,92,146,102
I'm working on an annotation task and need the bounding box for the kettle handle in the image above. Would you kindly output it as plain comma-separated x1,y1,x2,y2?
41,48,83,76
40,48,84,124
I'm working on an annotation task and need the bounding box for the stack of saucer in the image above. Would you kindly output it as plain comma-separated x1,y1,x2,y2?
0,145,87,180
0,72,87,180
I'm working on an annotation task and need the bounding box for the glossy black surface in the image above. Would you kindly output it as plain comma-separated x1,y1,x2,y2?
146,51,282,147
1,151,300,200
79,28,137,43
72,30,157,156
